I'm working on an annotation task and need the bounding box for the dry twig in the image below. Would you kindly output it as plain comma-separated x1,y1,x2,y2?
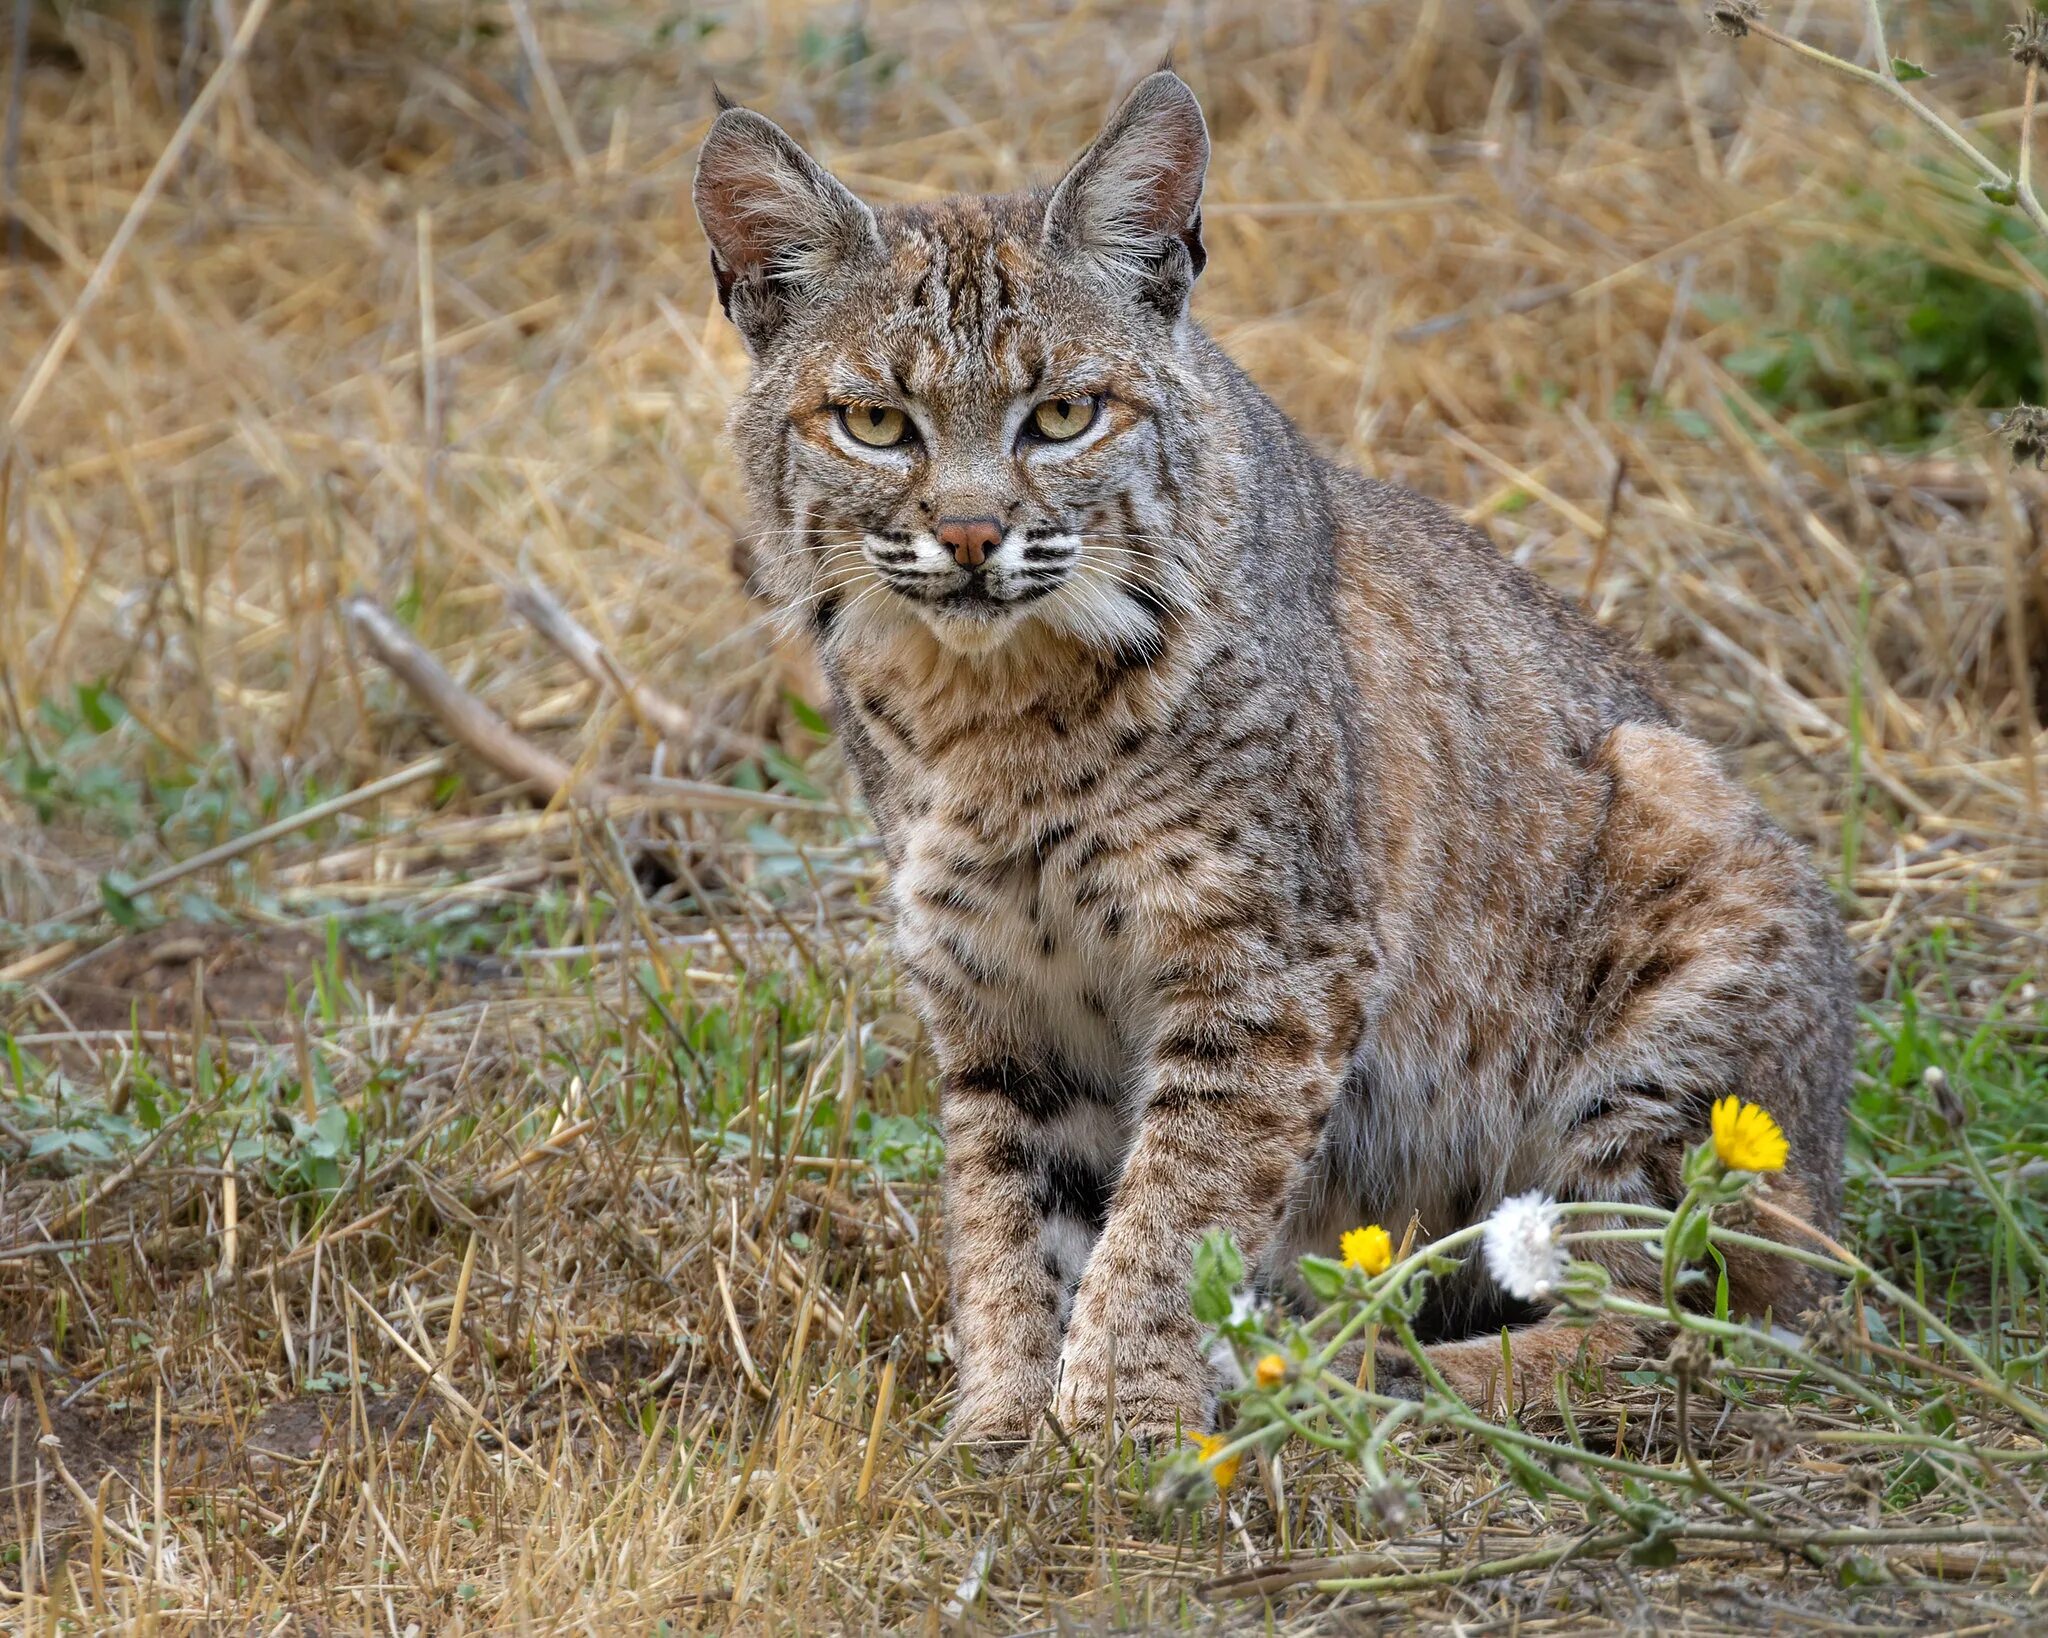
345,596,604,801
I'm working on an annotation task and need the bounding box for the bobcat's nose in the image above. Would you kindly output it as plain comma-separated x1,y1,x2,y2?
935,516,1004,570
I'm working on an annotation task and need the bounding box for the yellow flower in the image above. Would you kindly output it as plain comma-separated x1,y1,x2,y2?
1254,1352,1288,1390
1712,1096,1788,1173
1194,1431,1241,1490
1341,1224,1393,1276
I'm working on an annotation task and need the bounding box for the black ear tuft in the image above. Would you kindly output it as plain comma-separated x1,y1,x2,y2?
710,82,740,114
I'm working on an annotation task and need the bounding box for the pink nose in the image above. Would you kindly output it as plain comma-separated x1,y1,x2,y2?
935,516,1003,569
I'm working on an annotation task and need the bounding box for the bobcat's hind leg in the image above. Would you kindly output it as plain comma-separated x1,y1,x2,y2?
1324,1314,1645,1416
1546,723,1853,1329
1409,1312,1645,1414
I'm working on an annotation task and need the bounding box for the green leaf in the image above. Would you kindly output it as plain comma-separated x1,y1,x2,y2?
1296,1254,1348,1304
1673,1209,1713,1265
1627,1534,1678,1567
1982,181,2020,207
1719,345,1785,379
784,691,832,738
75,681,122,735
1889,57,1929,81
99,874,148,930
760,746,826,801
1188,1228,1245,1325
29,1128,115,1163
310,1103,354,1160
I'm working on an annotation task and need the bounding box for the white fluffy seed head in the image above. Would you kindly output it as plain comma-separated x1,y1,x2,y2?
1482,1191,1567,1301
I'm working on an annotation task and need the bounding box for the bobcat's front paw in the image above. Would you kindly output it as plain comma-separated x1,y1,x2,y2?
1052,1324,1210,1448
952,1357,1057,1450
952,1395,1042,1450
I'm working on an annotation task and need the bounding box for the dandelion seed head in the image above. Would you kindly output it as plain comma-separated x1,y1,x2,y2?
1737,1408,1797,1466
1661,1330,1717,1381
1361,1475,1419,1533
2010,14,2048,71
1706,0,1763,40
2001,404,2048,470
1481,1191,1566,1301
1922,1064,1965,1131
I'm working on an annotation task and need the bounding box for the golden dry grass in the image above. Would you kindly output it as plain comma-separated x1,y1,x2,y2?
2,1,2047,1631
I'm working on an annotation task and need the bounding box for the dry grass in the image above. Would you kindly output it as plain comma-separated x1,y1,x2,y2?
2,0,2047,1630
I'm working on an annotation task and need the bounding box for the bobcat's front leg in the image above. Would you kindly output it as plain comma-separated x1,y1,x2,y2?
1054,956,1343,1444
942,1055,1119,1443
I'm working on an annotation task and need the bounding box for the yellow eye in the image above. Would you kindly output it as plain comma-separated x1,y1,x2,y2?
839,404,911,448
1030,396,1097,443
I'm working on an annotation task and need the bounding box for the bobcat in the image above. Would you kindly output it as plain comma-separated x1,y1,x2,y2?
693,72,1854,1442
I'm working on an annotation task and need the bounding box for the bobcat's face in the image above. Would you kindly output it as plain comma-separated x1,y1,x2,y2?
750,225,1199,657
696,79,1214,658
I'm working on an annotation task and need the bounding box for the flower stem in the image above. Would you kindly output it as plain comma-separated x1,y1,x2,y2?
1749,1197,2048,1439
1675,1364,1823,1566
1568,1222,1847,1279
1742,16,2048,242
1600,1293,1975,1455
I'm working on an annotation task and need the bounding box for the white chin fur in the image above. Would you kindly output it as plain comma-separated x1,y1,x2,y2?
919,605,1015,656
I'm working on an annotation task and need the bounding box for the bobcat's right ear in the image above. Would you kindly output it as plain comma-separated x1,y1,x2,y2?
693,107,880,355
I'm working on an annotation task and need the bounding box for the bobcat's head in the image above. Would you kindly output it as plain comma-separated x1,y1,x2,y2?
694,73,1223,661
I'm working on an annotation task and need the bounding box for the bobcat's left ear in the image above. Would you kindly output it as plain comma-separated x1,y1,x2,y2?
1043,71,1209,312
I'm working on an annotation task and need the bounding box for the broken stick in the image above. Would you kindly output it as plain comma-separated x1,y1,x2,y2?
344,596,606,801
505,577,761,763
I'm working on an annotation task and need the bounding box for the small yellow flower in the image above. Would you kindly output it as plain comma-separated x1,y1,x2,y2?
1194,1431,1241,1490
1341,1224,1393,1276
1712,1096,1788,1173
1254,1352,1288,1390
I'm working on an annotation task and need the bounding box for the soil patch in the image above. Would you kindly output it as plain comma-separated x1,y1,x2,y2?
0,1386,439,1545
38,922,373,1036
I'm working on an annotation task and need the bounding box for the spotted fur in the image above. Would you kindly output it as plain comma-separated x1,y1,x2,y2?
693,73,1855,1440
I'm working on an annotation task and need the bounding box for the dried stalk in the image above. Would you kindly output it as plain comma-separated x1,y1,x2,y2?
12,752,453,947
345,596,606,801
506,577,761,762
3,0,27,266
3,0,278,445
505,0,589,182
